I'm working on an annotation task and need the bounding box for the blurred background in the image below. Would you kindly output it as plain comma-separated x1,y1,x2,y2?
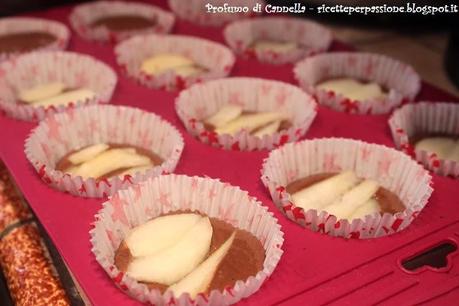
1,0,458,95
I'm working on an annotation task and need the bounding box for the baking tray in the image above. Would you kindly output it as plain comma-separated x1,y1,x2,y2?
0,1,458,305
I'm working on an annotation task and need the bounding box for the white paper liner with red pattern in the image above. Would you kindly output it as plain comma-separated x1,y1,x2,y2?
389,102,459,177
294,52,421,115
0,51,117,121
261,138,433,239
24,104,184,198
0,17,70,62
175,77,317,151
168,0,264,27
69,1,175,43
224,17,332,65
115,34,235,91
90,174,284,305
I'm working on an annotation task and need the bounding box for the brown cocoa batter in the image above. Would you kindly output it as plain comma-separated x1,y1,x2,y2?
203,111,292,135
286,173,405,214
114,213,265,295
90,15,156,32
56,143,164,179
0,32,56,53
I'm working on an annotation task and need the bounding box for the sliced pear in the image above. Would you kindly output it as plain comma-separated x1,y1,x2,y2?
253,120,281,137
215,112,287,135
72,148,151,179
63,165,79,175
19,82,66,103
317,78,385,101
123,148,137,154
168,231,236,298
174,65,205,77
446,143,459,163
253,40,298,53
204,105,243,128
415,137,456,160
349,198,380,221
351,83,385,101
317,78,360,95
323,179,379,220
141,53,195,76
34,88,96,108
126,213,202,258
292,171,359,212
127,216,213,285
67,143,109,165
118,164,153,177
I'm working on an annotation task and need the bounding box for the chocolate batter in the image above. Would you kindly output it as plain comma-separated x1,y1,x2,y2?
114,213,265,294
203,111,292,135
286,173,405,214
90,15,156,32
56,143,164,179
0,32,56,53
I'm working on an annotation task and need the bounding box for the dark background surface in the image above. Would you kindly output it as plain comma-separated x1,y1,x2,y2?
1,0,457,85
0,0,88,16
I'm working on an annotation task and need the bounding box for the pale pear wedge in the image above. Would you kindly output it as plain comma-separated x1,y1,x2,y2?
123,148,137,154
72,148,151,179
349,83,385,101
118,164,153,177
34,88,96,108
168,231,236,298
19,82,66,103
317,79,362,96
317,78,385,101
204,105,243,128
67,143,109,165
174,65,205,78
445,142,459,163
253,120,281,137
323,179,379,220
215,112,287,135
141,53,195,75
127,217,213,284
349,198,380,221
126,213,202,257
292,171,359,212
415,137,456,160
63,165,80,176
253,40,298,53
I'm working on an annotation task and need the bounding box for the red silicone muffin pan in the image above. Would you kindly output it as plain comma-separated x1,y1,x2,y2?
0,1,458,305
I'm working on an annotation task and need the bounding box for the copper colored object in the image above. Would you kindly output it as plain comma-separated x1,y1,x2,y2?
0,163,70,306
0,167,32,233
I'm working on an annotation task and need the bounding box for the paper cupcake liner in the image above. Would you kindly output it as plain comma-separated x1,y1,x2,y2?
24,104,184,198
115,34,235,91
0,51,117,121
168,0,264,27
294,52,421,115
224,17,332,65
175,77,317,151
69,1,175,43
261,138,433,239
90,174,284,305
389,102,459,177
0,17,70,62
